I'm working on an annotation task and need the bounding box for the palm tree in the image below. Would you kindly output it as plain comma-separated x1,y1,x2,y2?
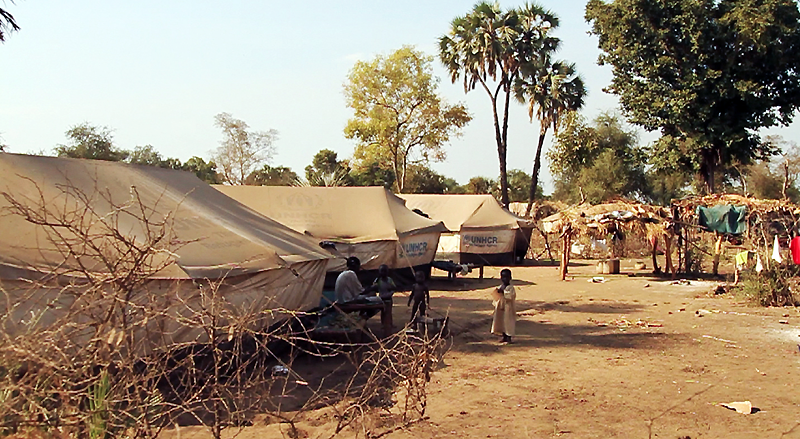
439,1,559,208
514,58,585,216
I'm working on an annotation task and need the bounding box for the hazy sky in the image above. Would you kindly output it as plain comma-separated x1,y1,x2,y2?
2,1,798,192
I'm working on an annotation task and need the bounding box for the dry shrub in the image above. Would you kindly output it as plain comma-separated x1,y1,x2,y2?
0,181,449,438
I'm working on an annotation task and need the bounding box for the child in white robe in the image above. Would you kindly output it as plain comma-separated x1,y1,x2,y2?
491,269,516,343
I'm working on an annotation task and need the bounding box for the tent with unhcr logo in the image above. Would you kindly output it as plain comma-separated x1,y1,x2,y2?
213,186,447,284
0,153,332,354
399,194,533,266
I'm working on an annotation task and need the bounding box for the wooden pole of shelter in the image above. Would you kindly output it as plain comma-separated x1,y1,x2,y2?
651,236,661,274
665,232,676,278
712,232,724,275
683,226,691,273
560,225,572,280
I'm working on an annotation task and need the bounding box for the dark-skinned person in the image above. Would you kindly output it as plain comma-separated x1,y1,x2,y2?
334,256,365,303
369,264,397,336
407,270,430,326
491,268,516,344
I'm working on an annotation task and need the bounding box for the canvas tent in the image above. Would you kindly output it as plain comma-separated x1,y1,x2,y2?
0,153,332,352
213,186,447,274
399,194,533,265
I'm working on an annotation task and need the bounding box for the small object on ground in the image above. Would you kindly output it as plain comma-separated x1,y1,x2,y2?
589,277,606,283
702,334,736,344
271,365,289,376
696,309,712,317
711,284,728,295
720,400,757,414
779,320,789,324
643,283,650,288
670,279,691,286
634,262,646,270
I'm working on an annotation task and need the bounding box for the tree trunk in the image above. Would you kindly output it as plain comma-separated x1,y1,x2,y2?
498,79,512,208
489,92,508,207
525,127,548,218
700,148,718,194
394,150,403,193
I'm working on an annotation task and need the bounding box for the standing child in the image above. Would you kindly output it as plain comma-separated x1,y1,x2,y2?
407,271,430,325
491,269,516,344
371,264,397,335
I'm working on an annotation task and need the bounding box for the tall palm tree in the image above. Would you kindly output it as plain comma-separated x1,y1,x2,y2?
515,58,586,216
439,2,559,208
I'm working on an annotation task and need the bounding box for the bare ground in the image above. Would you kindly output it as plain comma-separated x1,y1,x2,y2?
167,259,800,439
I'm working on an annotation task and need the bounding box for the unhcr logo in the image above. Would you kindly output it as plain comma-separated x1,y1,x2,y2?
463,235,498,247
399,241,428,258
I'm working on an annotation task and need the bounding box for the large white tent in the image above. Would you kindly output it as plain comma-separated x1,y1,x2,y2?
213,186,447,274
399,194,532,265
0,153,332,352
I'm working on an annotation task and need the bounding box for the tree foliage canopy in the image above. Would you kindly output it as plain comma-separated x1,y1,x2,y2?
303,149,354,187
211,112,277,185
548,112,647,203
586,0,800,193
440,1,559,207
344,46,470,193
246,165,298,186
55,123,129,162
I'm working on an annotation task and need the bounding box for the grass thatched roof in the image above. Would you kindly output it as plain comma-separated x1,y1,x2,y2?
542,200,670,239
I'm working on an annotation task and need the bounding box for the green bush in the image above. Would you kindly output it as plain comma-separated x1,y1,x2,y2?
736,264,800,307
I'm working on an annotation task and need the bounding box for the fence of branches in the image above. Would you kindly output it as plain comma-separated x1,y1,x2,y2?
0,182,449,438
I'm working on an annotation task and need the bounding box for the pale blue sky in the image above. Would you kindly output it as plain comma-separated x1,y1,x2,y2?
2,1,798,193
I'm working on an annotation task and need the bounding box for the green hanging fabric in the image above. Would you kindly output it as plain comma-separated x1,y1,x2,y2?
696,205,747,235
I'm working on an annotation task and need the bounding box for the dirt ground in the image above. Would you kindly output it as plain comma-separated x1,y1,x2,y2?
170,259,800,439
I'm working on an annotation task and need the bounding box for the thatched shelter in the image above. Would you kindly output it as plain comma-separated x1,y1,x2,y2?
540,200,672,279
672,194,800,274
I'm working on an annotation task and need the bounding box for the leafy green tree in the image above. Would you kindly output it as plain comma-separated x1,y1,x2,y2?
515,59,585,213
182,157,220,184
440,2,559,207
465,176,495,195
304,149,355,187
126,144,163,166
645,169,692,206
548,112,646,203
55,123,129,161
586,0,800,193
0,5,19,42
350,160,396,189
246,165,298,186
507,169,542,202
405,165,462,194
344,46,471,193
211,112,277,185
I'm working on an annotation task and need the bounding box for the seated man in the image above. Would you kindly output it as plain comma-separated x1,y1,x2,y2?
335,256,365,303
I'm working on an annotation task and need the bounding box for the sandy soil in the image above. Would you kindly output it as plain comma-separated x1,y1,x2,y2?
169,259,800,439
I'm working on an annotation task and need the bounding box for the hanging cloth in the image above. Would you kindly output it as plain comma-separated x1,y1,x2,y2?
772,235,783,263
756,254,764,272
790,236,800,264
734,251,749,267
